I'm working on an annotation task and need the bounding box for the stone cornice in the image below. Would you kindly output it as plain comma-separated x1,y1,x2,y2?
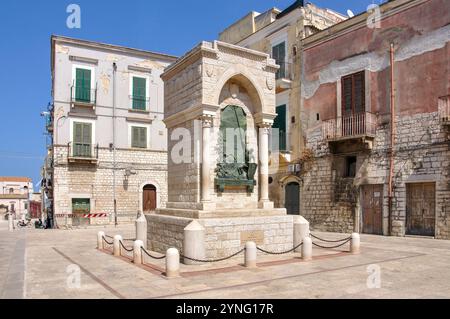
163,104,220,128
161,40,279,81
302,0,427,50
254,112,277,127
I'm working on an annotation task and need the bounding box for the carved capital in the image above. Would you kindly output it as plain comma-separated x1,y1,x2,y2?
200,115,214,128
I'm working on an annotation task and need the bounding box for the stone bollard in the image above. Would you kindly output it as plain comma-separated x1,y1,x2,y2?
350,233,360,254
8,213,13,232
293,216,310,253
97,231,105,250
113,235,122,256
135,214,147,249
245,241,257,268
183,220,205,265
165,248,180,278
302,237,312,261
133,240,144,264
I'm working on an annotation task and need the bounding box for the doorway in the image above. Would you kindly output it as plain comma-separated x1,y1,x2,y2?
143,184,157,212
361,184,383,235
285,182,300,215
406,183,435,236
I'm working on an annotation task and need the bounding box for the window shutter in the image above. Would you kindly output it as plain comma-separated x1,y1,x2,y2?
75,68,91,102
342,76,353,116
354,72,365,113
74,122,83,144
82,123,92,145
131,127,139,148
132,77,146,110
273,105,287,151
139,127,147,148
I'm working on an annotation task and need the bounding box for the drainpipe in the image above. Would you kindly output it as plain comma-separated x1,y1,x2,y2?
388,43,395,236
113,62,117,227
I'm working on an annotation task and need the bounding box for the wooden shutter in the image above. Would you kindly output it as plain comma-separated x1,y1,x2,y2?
273,105,287,151
132,77,146,110
272,42,286,78
341,71,365,116
75,68,91,102
132,127,147,148
74,122,83,144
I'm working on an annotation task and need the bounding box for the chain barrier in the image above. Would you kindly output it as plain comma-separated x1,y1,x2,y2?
312,237,352,249
310,233,352,243
141,247,166,260
102,236,114,245
256,241,303,255
104,234,114,240
119,240,134,252
104,234,135,242
180,248,246,263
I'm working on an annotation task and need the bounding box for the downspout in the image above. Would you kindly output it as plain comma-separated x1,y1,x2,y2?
388,43,395,236
113,62,117,227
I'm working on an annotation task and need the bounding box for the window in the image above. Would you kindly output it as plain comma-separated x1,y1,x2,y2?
24,202,28,210
9,188,14,194
272,104,287,151
131,126,147,149
345,156,357,178
272,42,286,79
132,76,147,110
342,71,365,116
72,198,90,214
73,122,92,157
75,68,92,103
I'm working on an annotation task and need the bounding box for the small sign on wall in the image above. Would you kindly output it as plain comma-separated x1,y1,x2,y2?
241,230,264,245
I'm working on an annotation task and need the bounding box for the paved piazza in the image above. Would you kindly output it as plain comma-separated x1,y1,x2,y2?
1,220,450,299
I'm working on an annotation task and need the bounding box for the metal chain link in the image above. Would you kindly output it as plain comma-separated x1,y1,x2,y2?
312,238,352,249
102,236,114,245
141,247,166,260
256,241,303,255
119,240,134,252
310,233,352,243
104,234,114,240
180,248,246,263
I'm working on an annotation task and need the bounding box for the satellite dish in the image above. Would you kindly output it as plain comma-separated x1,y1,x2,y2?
347,9,355,17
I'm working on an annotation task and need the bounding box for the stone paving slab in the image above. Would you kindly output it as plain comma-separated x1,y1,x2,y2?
2,223,450,299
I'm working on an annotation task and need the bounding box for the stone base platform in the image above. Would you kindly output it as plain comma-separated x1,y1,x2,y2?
146,208,294,259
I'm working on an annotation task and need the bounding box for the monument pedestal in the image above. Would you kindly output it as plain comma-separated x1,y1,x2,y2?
146,207,293,259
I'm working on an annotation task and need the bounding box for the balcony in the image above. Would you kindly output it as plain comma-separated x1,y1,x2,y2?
45,114,53,132
129,95,150,112
70,85,97,109
438,96,450,126
275,62,292,92
323,112,377,153
67,142,98,164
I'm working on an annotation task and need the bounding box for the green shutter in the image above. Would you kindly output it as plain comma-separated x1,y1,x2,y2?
132,77,147,110
73,122,92,157
75,68,91,102
272,42,286,79
131,126,147,148
273,105,287,151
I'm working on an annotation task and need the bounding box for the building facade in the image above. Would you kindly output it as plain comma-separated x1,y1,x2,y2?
219,0,346,213
44,36,177,227
0,177,33,220
300,0,450,238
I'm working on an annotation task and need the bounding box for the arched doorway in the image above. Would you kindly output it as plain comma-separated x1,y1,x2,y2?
285,182,300,215
143,184,157,212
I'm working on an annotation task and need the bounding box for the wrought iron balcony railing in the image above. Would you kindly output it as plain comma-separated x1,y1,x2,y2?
70,85,97,105
67,142,99,162
275,62,292,81
323,112,377,141
129,95,150,111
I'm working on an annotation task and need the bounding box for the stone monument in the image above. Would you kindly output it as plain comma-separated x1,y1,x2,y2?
146,41,296,259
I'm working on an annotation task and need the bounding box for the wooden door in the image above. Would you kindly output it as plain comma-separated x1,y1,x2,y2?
143,185,157,212
285,182,300,215
406,183,435,236
361,184,383,235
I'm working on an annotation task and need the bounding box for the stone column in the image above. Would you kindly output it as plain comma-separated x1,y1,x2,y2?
200,115,213,205
258,123,273,209
135,214,147,249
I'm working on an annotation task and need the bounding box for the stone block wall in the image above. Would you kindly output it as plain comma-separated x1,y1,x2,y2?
146,214,294,259
302,111,450,238
53,145,168,226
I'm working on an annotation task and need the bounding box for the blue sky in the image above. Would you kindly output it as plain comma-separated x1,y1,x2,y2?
0,0,383,191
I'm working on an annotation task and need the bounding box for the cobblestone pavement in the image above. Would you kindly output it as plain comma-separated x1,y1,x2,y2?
1,222,450,299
